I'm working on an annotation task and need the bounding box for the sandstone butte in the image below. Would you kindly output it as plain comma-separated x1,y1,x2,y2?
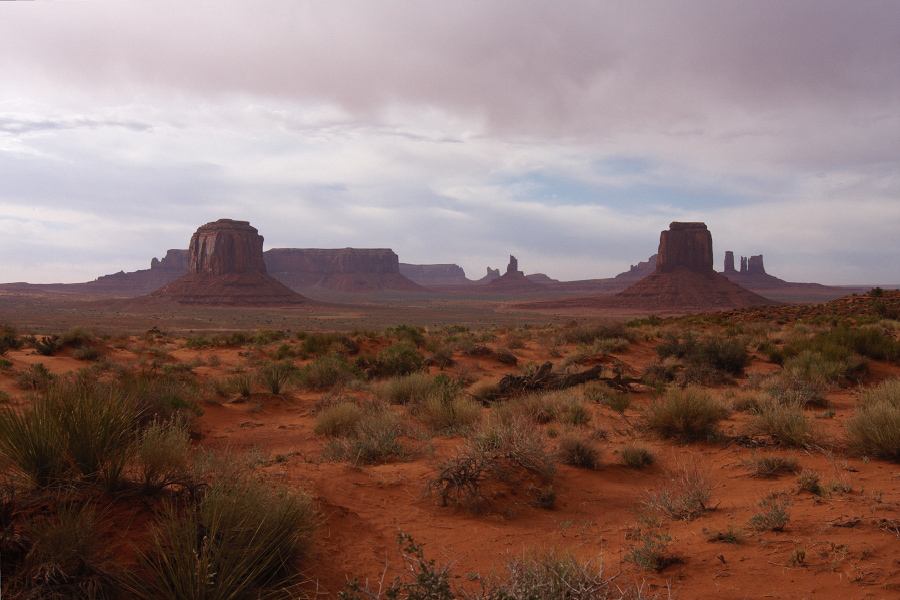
516,222,779,312
144,219,309,306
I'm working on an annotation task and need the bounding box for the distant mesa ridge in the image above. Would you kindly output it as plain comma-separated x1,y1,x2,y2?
146,219,307,306
266,248,424,292
399,263,469,286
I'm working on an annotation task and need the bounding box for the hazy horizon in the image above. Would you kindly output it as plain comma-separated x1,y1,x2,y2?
1,2,898,286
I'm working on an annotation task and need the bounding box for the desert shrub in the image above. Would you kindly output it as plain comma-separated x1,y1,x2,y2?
373,341,426,377
0,323,23,355
657,332,749,379
44,377,140,489
258,360,295,395
385,324,426,347
748,492,791,531
846,402,900,460
858,377,900,409
782,349,865,385
470,380,502,403
495,349,518,366
0,397,68,487
72,345,101,361
620,445,655,469
118,373,203,423
639,461,713,522
254,329,286,345
557,435,600,469
376,372,436,405
427,346,455,369
796,469,824,495
58,326,94,347
742,454,799,478
417,392,482,433
298,353,362,390
0,358,12,371
8,502,121,600
746,400,817,447
324,408,405,465
229,373,254,398
763,371,829,407
131,419,193,494
297,331,347,357
16,362,54,391
482,549,618,600
184,335,214,348
645,386,727,442
314,402,363,437
705,524,743,544
35,334,62,356
134,475,316,600
429,422,555,513
624,531,678,573
564,321,634,345
819,326,900,362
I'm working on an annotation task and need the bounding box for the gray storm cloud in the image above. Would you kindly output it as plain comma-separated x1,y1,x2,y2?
0,1,898,283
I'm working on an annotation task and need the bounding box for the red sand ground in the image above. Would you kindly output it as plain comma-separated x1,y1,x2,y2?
3,313,900,599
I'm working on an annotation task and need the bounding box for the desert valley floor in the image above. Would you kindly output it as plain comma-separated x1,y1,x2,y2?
3,291,900,599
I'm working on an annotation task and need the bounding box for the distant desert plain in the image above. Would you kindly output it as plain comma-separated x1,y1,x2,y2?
2,219,900,599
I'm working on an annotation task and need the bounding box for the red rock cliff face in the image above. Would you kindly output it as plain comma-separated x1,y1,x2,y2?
264,248,399,275
656,222,713,274
188,219,267,276
151,249,190,271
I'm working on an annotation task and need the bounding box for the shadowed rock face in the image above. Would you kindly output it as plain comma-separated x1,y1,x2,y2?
656,222,713,274
266,248,399,275
723,251,737,274
399,263,469,285
151,249,190,271
188,219,266,276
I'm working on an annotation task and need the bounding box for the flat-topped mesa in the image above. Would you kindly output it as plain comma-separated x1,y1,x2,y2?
188,219,267,276
656,222,713,274
266,248,399,275
723,251,737,274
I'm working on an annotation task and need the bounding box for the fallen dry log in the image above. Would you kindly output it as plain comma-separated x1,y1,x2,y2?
495,361,635,397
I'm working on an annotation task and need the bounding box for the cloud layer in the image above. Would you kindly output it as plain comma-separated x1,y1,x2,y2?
0,2,898,284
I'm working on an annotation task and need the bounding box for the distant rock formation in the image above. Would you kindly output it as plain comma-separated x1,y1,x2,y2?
147,219,307,306
474,267,501,285
518,222,777,313
487,255,546,292
741,255,765,276
266,248,424,292
399,263,470,286
615,254,658,280
187,219,267,276
657,222,713,273
526,273,559,284
723,251,737,274
151,249,190,272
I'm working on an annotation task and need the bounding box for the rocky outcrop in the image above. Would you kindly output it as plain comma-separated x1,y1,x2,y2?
723,251,737,274
741,255,765,276
657,222,713,273
474,267,501,285
487,255,546,292
146,219,307,306
517,222,777,313
615,254,658,280
265,248,424,292
399,263,470,286
151,249,190,271
188,219,267,276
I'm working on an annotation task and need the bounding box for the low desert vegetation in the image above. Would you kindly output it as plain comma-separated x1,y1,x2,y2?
6,302,900,598
645,386,728,442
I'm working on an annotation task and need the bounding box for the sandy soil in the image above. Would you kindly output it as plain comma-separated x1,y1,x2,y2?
3,301,900,599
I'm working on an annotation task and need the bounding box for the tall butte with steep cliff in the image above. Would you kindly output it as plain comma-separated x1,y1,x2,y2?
146,219,308,306
612,222,777,310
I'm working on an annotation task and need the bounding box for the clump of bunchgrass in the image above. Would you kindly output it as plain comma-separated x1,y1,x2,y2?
556,435,600,469
745,399,817,447
645,386,728,442
620,445,655,469
741,454,799,478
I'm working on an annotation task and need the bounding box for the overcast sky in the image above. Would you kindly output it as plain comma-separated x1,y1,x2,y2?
1,2,898,285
